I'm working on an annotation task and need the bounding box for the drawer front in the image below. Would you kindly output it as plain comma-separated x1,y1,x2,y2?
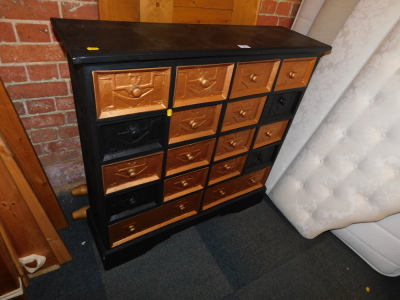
203,167,271,210
169,105,222,144
100,115,164,161
222,97,267,132
107,183,160,221
230,60,280,98
274,57,316,91
245,144,280,171
102,152,163,194
109,191,202,247
164,167,208,202
254,120,289,149
214,128,255,161
209,154,247,185
93,67,171,119
260,91,302,123
166,139,215,176
173,63,234,107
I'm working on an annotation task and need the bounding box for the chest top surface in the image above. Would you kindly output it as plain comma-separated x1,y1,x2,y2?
51,18,331,64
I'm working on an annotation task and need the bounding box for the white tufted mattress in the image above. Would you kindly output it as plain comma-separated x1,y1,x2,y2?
269,0,400,276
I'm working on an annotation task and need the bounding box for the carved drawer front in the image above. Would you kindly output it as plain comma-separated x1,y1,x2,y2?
214,128,255,161
169,105,222,144
274,57,316,91
107,183,159,222
109,191,202,247
93,67,171,119
230,60,280,99
102,152,163,194
100,115,164,161
173,63,234,107
166,139,215,176
164,168,208,202
222,97,267,132
261,91,302,123
254,120,289,149
245,144,280,172
203,167,271,210
208,154,247,185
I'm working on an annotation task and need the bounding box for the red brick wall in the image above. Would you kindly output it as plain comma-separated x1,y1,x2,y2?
0,0,301,191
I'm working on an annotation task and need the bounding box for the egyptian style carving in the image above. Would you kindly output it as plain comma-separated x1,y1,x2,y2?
214,128,255,161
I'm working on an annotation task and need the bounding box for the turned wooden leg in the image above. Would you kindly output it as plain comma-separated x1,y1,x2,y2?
71,184,88,196
72,206,90,220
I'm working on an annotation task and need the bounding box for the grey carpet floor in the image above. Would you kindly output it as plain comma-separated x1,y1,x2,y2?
26,191,400,300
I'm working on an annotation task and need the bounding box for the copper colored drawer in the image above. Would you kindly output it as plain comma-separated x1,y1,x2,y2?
203,167,271,210
93,67,171,119
173,63,234,107
214,128,255,161
109,192,202,247
169,105,222,144
274,57,316,91
164,168,208,202
221,97,267,132
102,152,163,194
208,154,247,185
166,139,215,176
230,60,280,98
253,120,289,149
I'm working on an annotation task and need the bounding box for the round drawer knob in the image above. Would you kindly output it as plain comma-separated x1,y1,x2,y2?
278,97,286,105
132,87,142,98
239,110,247,117
128,225,135,232
186,154,195,161
249,178,256,184
230,141,238,148
181,181,189,188
190,120,199,129
289,71,297,79
128,168,137,178
179,204,186,211
200,78,210,88
265,131,272,137
219,190,226,196
250,74,258,82
224,164,233,170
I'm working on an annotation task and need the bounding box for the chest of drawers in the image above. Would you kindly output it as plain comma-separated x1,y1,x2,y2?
51,18,331,269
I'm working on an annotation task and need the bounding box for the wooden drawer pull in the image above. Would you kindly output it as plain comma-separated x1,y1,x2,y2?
181,180,189,188
128,168,137,178
131,87,142,98
249,178,256,184
230,141,238,148
219,190,226,196
250,73,258,82
239,110,247,117
190,120,200,129
178,204,186,211
224,164,233,170
199,78,211,88
186,154,195,161
289,71,297,79
265,131,272,137
128,225,135,232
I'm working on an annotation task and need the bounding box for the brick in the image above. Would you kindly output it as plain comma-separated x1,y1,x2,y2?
30,128,58,143
0,22,16,42
287,0,302,2
290,3,301,17
66,111,77,124
257,16,279,26
67,170,86,184
12,101,27,116
61,2,99,20
16,23,51,42
0,44,66,63
41,136,81,154
58,125,79,139
27,64,59,81
33,143,43,156
0,0,60,20
260,1,277,14
26,98,56,114
56,96,75,110
59,148,82,163
278,17,295,28
58,63,70,78
21,113,65,130
0,66,27,83
45,160,84,179
38,153,59,167
7,81,68,100
276,2,292,16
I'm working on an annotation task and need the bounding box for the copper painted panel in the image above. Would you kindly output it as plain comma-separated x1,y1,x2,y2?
214,128,255,161
274,57,317,91
203,167,271,210
173,63,234,107
253,120,289,149
169,105,222,144
109,191,202,247
208,154,247,185
93,67,171,119
230,60,280,98
164,167,208,202
221,96,267,132
102,152,163,194
166,138,215,176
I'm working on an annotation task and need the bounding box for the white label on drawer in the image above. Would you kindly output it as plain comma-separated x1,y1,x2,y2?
238,45,251,48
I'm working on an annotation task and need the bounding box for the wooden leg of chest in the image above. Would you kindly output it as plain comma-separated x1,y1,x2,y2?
72,206,90,220
71,184,88,196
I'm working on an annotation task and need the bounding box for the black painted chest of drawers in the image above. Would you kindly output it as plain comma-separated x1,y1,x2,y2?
51,18,331,269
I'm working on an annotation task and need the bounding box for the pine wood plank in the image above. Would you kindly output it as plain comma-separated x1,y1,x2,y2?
173,7,232,24
99,0,140,21
231,0,261,25
174,0,234,10
140,0,173,23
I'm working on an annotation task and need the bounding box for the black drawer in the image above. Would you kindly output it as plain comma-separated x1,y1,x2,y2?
260,91,303,123
245,143,281,172
107,183,160,222
99,115,165,161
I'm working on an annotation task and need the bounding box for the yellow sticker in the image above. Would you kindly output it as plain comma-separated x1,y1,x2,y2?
366,287,370,292
87,47,99,51
167,109,172,117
